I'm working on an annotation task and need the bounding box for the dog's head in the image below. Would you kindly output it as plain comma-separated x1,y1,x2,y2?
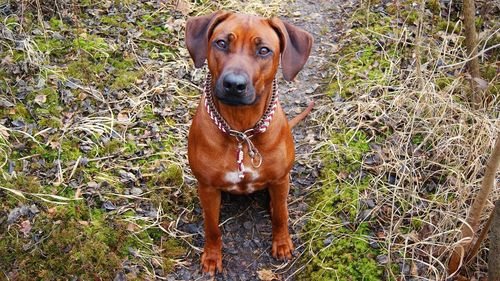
185,12,313,106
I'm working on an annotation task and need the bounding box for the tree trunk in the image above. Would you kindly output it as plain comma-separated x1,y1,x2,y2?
462,0,482,107
489,200,500,280
448,134,500,274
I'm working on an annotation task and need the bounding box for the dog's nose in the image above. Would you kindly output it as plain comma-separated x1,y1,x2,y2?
222,73,248,95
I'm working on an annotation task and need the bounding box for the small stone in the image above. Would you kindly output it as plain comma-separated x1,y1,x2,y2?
364,154,381,165
185,224,198,234
29,204,40,214
323,235,333,246
87,181,99,188
51,32,65,40
369,241,379,249
130,187,143,195
119,170,137,183
243,221,252,230
376,254,389,264
359,209,371,220
227,247,238,255
369,143,382,152
400,262,411,275
388,174,396,185
146,211,157,218
114,272,126,281
11,119,25,127
252,238,262,247
80,157,89,166
365,199,375,208
65,79,80,89
181,269,191,280
7,205,30,224
243,240,252,248
305,83,319,94
102,201,116,211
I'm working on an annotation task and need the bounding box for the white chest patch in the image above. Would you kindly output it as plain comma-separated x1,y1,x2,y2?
223,166,260,184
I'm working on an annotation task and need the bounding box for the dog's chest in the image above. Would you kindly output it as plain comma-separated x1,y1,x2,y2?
221,165,267,194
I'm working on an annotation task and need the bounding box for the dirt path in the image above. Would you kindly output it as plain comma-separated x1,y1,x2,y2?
169,1,357,280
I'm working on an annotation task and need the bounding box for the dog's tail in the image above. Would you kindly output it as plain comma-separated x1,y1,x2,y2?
288,101,314,128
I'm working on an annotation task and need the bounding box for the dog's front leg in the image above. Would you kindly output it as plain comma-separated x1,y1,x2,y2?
268,176,294,260
198,186,222,275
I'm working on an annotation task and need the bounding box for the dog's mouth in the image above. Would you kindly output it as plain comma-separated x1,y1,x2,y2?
214,90,257,106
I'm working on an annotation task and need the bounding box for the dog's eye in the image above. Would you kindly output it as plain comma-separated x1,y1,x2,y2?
215,40,228,50
258,47,271,56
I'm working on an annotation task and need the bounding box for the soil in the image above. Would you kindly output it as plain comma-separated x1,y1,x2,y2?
168,1,358,280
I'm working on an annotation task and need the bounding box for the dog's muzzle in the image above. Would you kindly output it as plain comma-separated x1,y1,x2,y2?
215,71,256,106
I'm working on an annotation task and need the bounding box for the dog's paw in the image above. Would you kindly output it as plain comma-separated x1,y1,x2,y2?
272,236,294,260
201,247,222,275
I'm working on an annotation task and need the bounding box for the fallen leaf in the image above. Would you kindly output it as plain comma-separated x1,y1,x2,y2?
34,94,47,105
0,127,9,138
127,223,137,232
20,220,32,237
74,187,82,199
151,257,161,267
49,141,60,149
175,0,191,15
78,92,88,101
47,207,57,216
257,269,278,281
87,181,99,189
411,261,418,276
117,112,129,122
337,170,348,180
473,77,488,89
1,55,13,65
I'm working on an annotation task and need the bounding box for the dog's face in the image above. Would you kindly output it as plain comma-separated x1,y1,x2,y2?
208,14,281,106
186,11,313,106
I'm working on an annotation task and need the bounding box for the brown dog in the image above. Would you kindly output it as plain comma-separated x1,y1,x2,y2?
185,11,313,275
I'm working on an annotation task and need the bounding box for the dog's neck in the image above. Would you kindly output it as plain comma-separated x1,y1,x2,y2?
212,83,274,132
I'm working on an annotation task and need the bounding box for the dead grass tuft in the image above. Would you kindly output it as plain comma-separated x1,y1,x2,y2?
302,1,499,279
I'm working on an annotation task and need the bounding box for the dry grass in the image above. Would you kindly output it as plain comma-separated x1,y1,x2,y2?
300,1,499,279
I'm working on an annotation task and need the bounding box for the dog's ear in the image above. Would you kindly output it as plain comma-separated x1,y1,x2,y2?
269,18,313,81
185,11,230,68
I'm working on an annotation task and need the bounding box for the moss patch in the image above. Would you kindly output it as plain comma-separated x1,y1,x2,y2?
0,1,193,279
302,130,383,279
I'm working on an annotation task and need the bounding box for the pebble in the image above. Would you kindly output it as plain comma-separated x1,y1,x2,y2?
323,235,334,246
130,187,143,195
185,224,199,234
400,262,411,275
102,201,116,211
7,205,30,224
29,204,40,214
376,254,389,264
369,241,380,249
226,247,238,255
359,209,371,220
114,272,126,281
51,32,65,40
243,221,253,230
87,181,99,188
365,199,376,208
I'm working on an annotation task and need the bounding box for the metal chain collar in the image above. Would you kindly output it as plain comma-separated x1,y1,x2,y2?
203,73,279,179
